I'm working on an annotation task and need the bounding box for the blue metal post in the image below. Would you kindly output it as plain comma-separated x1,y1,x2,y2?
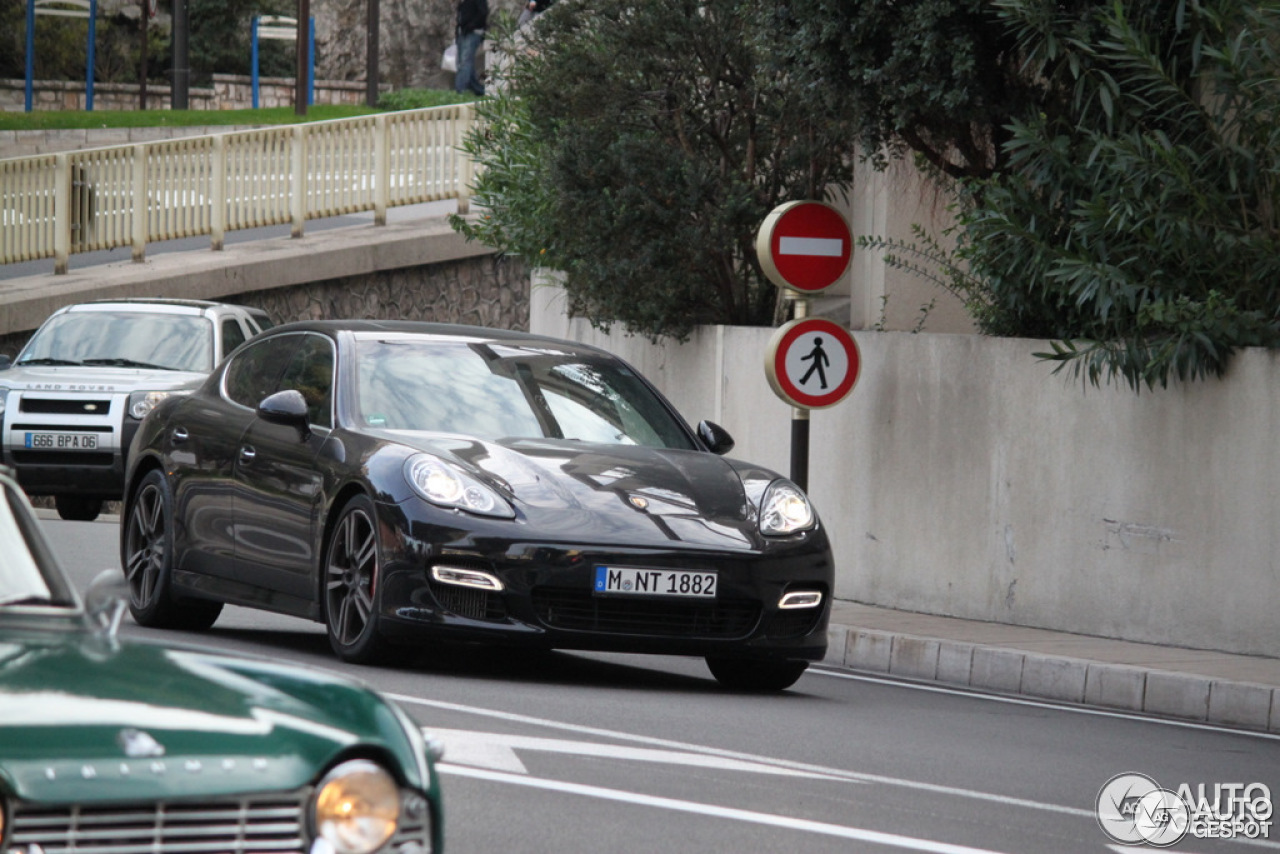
307,17,314,106
24,0,34,112
251,16,260,109
86,0,97,110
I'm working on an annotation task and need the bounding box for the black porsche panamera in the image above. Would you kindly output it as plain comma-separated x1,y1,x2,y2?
121,321,834,690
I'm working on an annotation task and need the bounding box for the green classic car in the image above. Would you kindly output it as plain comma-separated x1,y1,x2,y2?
0,466,443,854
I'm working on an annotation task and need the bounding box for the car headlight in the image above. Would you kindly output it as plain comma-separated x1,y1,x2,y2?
0,386,8,418
311,759,400,854
405,454,515,518
127,390,174,420
759,479,815,536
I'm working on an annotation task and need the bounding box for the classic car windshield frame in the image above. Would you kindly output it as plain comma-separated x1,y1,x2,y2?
0,479,76,610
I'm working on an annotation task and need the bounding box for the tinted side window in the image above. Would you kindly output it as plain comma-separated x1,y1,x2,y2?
224,335,301,409
277,334,335,428
221,318,247,359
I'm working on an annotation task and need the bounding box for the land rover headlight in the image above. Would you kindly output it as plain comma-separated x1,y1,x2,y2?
405,454,514,518
127,390,174,420
759,479,815,536
0,385,9,418
311,759,400,854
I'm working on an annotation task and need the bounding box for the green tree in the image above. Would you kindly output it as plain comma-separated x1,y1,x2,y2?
782,0,1280,390
451,0,862,341
958,0,1280,389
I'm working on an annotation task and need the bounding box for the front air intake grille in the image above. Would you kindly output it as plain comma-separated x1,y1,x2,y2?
10,451,114,467
532,587,760,639
9,795,307,854
764,606,825,639
429,581,508,621
9,789,435,854
20,398,113,415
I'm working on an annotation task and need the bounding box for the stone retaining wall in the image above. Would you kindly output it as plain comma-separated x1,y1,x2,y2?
0,254,528,359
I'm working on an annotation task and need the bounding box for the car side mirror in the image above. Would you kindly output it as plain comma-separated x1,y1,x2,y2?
697,420,735,455
0,354,10,370
258,389,311,438
84,568,128,639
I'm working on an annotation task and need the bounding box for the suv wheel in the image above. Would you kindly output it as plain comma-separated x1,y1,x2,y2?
55,495,102,522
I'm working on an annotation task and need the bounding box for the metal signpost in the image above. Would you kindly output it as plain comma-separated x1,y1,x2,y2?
755,201,859,491
24,0,98,112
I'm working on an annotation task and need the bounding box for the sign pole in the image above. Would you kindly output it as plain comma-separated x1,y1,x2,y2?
790,298,810,492
756,199,859,494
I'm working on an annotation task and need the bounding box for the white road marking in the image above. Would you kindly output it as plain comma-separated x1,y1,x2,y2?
437,763,1012,854
427,727,852,780
392,693,1089,818
779,236,844,257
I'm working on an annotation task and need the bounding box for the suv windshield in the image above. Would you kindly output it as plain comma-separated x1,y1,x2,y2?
19,311,213,373
354,336,696,449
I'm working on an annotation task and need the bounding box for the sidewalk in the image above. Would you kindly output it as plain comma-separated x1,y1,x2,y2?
824,600,1280,734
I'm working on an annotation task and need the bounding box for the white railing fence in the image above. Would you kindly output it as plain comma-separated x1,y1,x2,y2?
0,104,476,272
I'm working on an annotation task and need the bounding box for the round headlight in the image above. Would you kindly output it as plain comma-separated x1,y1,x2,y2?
759,480,815,536
312,759,400,854
404,454,514,519
127,390,171,420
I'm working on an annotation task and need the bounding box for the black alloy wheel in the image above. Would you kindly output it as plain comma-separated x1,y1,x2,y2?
122,469,222,629
705,657,810,692
323,494,391,664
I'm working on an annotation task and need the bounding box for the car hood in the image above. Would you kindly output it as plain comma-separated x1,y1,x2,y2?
0,627,410,802
385,433,784,552
0,364,206,393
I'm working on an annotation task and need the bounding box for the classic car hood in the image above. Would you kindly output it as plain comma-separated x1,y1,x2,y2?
0,628,399,802
0,364,206,393
387,433,776,551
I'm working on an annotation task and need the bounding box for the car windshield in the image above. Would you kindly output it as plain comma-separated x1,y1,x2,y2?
18,310,213,373
0,479,75,610
354,336,696,449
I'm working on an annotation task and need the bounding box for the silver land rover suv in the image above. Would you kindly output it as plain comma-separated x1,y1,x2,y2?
0,299,272,521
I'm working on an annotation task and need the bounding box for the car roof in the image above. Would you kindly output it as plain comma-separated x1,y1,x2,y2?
260,320,610,355
61,299,269,321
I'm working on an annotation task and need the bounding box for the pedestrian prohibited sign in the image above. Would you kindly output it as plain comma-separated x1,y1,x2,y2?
764,317,860,409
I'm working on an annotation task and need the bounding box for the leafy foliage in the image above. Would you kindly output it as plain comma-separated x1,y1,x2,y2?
955,0,1280,389
451,0,862,340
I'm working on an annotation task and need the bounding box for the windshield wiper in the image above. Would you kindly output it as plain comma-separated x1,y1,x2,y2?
82,358,174,370
16,357,82,366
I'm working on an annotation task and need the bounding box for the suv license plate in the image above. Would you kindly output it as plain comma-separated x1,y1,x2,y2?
24,431,99,450
594,566,717,598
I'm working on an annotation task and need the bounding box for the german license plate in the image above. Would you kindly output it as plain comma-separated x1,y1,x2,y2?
24,431,99,450
594,566,717,598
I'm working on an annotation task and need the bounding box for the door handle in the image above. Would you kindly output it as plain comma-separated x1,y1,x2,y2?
171,427,189,444
239,446,256,463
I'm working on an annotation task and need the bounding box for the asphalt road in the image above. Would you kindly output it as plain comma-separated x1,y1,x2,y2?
47,514,1280,854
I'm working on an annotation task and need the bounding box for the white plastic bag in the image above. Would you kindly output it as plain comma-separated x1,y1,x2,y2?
442,44,457,73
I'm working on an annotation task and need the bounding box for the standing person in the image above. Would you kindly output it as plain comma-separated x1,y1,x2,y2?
455,0,488,96
518,0,554,27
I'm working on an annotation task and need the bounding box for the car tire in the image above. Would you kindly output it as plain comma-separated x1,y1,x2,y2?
705,657,809,692
323,494,391,664
122,469,223,630
55,494,102,522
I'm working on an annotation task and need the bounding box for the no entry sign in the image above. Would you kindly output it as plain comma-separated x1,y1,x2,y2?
755,201,852,293
764,317,860,409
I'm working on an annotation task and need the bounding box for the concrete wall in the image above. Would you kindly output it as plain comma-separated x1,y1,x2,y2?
532,284,1279,659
